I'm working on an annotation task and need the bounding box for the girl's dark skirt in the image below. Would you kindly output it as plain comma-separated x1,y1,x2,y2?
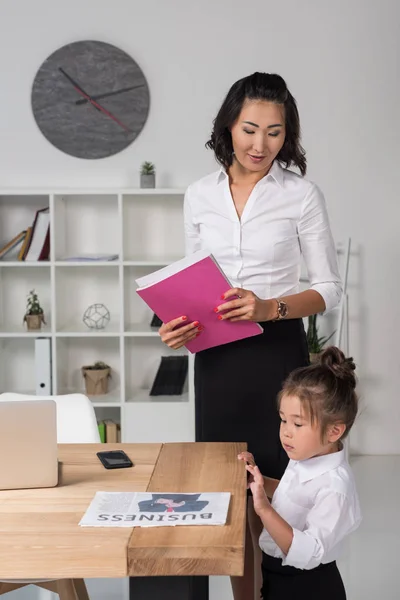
194,318,309,480
261,553,346,599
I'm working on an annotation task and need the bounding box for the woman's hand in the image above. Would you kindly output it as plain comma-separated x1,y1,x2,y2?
159,316,202,350
215,288,277,322
246,463,271,516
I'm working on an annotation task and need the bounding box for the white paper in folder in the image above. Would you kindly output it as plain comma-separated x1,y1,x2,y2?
35,338,52,395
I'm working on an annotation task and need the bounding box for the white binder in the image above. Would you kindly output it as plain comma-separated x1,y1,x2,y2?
35,337,52,395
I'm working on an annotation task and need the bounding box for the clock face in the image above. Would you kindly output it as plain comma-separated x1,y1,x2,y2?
31,40,150,159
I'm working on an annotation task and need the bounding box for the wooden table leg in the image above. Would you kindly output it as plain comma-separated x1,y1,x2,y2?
129,575,209,600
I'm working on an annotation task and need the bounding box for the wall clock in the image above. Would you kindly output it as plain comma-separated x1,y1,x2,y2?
31,40,150,159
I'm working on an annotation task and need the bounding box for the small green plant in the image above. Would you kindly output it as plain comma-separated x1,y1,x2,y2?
140,161,155,175
306,314,335,354
26,289,44,316
83,361,111,371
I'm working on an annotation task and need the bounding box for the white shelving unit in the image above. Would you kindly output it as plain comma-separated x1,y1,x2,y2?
0,189,349,446
0,189,195,444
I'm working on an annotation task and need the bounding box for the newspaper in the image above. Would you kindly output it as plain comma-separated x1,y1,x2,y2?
79,491,231,528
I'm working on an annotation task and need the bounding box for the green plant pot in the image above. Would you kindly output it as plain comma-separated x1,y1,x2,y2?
82,367,111,395
140,173,155,188
309,352,321,364
24,314,45,330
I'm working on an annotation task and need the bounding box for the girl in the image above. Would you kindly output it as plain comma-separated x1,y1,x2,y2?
239,346,362,600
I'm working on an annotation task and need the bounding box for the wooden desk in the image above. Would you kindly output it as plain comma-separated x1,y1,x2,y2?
0,443,161,579
128,441,247,600
0,442,247,600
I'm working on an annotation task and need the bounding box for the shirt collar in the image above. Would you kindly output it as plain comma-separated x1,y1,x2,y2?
216,160,284,188
293,448,346,484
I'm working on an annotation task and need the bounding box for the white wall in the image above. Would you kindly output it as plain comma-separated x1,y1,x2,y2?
1,0,399,455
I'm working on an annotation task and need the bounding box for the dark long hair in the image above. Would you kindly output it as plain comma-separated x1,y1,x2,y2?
279,346,358,441
205,72,307,176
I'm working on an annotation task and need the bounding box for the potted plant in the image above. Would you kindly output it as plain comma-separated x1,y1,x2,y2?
23,289,46,331
81,361,111,396
140,161,156,188
306,314,335,363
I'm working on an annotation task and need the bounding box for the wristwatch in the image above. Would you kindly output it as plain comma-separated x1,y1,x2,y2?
273,298,289,321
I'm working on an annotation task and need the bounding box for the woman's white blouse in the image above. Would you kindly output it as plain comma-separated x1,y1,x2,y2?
184,161,342,313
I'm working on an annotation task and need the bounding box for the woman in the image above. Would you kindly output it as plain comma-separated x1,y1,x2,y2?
159,72,342,600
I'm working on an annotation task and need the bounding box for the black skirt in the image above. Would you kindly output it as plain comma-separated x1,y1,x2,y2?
194,319,309,480
261,553,346,600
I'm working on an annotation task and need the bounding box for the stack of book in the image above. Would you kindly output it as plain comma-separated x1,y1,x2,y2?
0,207,50,261
97,419,121,443
150,355,188,396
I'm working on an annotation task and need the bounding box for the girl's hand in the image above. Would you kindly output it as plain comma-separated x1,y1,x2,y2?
159,316,202,349
246,464,270,516
237,451,256,466
215,288,276,322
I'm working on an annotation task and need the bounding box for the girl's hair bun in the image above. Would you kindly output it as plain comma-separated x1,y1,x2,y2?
319,346,356,389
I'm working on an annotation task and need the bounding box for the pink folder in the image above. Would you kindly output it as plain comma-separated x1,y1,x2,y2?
136,250,263,353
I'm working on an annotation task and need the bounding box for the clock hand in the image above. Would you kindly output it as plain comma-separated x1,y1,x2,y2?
58,67,131,132
58,67,101,112
75,84,144,105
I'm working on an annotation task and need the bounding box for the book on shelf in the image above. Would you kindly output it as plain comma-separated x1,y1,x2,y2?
150,313,163,328
97,419,121,443
24,207,50,262
0,230,27,260
18,227,32,260
98,421,106,443
135,249,263,353
150,355,188,396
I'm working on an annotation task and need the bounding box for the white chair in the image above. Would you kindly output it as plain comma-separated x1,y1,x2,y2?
0,393,100,600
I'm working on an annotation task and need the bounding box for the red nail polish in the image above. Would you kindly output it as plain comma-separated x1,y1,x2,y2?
218,315,223,320
181,316,187,321
221,295,225,300
197,326,203,331
193,321,199,326
214,307,219,312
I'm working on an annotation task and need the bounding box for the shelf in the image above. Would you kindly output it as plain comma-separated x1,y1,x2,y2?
91,401,122,408
58,389,122,406
0,188,186,196
0,187,192,446
55,260,119,267
0,338,37,393
123,265,164,330
0,195,50,262
55,266,120,332
56,337,121,400
127,390,189,404
121,188,185,196
0,266,52,333
123,194,184,261
56,322,120,336
53,194,119,261
0,324,52,338
0,261,50,268
124,337,188,404
122,259,180,267
124,324,159,337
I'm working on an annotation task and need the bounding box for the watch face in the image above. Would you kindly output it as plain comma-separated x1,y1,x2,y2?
279,301,288,318
31,40,150,159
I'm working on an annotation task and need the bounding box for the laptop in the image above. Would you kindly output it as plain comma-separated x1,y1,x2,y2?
0,400,58,490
